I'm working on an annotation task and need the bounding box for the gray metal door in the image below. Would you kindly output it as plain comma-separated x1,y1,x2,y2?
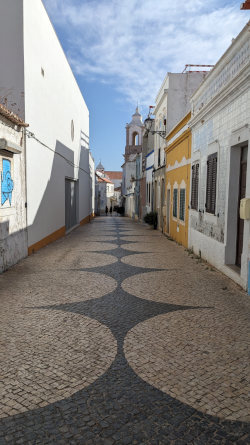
65,179,77,231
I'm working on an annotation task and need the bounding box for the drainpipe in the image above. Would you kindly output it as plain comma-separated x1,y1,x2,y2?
248,259,250,295
23,127,28,255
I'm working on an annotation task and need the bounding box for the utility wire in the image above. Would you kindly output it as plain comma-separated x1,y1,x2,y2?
0,118,92,177
25,129,91,176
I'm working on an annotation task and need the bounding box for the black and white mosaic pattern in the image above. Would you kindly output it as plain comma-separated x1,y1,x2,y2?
0,217,249,444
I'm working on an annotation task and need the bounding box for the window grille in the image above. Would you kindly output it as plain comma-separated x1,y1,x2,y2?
179,189,185,221
173,188,178,218
206,153,217,214
191,163,199,210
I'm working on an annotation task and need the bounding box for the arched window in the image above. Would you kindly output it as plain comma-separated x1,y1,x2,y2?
132,132,139,145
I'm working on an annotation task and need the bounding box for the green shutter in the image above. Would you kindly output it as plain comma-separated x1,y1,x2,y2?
206,153,217,214
173,189,178,218
180,189,186,221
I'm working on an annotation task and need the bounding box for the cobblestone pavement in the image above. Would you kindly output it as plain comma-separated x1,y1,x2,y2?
0,216,250,444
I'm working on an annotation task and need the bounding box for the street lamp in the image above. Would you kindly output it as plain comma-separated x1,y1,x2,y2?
144,110,166,139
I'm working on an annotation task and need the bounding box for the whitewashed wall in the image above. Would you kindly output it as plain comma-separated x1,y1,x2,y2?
189,23,250,290
0,1,25,118
23,0,90,246
146,150,154,213
0,0,91,250
0,118,27,271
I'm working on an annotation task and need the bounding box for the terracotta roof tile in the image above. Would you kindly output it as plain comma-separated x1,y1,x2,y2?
97,176,113,184
105,171,122,180
0,103,28,127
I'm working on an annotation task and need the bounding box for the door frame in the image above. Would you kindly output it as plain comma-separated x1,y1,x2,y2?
236,146,247,267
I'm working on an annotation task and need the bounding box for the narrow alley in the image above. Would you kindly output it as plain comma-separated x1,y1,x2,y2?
0,216,249,444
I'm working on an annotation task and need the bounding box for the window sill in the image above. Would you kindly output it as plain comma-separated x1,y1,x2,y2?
204,212,217,224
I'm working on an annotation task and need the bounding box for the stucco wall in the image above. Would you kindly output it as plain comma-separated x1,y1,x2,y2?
167,72,207,134
189,24,250,289
0,0,25,118
166,129,191,248
146,151,154,213
0,0,91,251
0,117,27,271
189,87,250,288
124,158,136,197
22,0,90,247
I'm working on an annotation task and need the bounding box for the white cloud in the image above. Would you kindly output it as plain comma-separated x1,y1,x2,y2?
43,0,247,107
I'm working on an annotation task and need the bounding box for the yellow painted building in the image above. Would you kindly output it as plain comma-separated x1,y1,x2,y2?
164,112,191,248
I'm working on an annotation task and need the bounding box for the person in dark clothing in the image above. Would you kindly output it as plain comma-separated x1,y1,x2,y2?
110,206,112,214
105,206,108,215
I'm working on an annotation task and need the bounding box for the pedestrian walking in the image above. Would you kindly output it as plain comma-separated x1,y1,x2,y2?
110,206,112,214
105,206,108,215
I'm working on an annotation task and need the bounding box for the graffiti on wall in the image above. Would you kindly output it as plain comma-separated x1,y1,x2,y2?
1,159,14,206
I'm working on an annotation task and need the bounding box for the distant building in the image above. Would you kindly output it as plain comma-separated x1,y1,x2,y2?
105,172,122,208
0,104,28,271
0,0,93,254
96,161,105,175
141,120,155,219
153,71,207,231
105,171,122,188
95,174,114,214
122,107,144,218
114,186,122,207
95,164,122,213
189,21,250,291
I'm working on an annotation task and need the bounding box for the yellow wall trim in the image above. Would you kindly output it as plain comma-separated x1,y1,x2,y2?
28,226,66,255
80,215,91,225
167,111,191,142
166,128,191,154
28,214,93,255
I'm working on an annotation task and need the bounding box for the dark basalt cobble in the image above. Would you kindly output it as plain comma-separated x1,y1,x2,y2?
0,216,249,444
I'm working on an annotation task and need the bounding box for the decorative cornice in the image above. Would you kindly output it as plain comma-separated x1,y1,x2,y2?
166,128,191,153
191,23,250,117
166,156,191,172
166,112,191,142
154,89,168,115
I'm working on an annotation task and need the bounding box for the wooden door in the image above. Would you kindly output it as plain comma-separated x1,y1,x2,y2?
236,147,247,267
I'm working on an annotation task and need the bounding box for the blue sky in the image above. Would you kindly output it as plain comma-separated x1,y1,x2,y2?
43,0,248,171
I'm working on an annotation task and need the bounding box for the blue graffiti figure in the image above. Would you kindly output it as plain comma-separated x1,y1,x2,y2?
1,159,14,206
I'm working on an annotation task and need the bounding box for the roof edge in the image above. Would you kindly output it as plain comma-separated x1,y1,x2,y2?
0,103,29,127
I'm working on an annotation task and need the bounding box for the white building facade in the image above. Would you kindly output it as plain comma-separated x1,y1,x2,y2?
189,22,250,291
95,164,115,214
145,150,154,214
122,107,144,218
0,0,92,254
0,105,28,272
153,71,207,231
